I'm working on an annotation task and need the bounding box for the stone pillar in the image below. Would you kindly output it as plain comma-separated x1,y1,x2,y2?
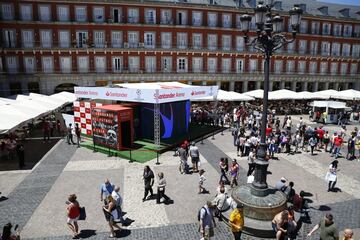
242,81,248,92
312,82,318,92
291,81,296,92
334,82,339,91
280,81,285,89
324,81,329,90
302,82,308,92
229,81,235,91
256,81,261,89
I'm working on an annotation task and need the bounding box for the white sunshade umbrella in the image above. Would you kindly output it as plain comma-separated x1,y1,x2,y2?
295,91,329,100
243,89,264,99
193,90,254,101
335,89,360,100
316,90,340,99
268,89,300,100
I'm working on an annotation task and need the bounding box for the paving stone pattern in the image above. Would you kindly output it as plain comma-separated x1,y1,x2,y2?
0,141,77,228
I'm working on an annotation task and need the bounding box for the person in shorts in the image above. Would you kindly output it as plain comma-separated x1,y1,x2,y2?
66,194,80,239
189,142,200,173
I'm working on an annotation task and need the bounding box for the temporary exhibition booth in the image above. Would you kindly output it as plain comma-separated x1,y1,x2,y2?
311,101,351,124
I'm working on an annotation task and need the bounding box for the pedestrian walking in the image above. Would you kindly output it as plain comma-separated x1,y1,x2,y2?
307,213,339,240
111,186,125,224
331,134,343,159
178,144,189,174
75,123,81,148
219,158,230,184
156,172,170,204
323,131,330,152
247,149,256,177
67,123,75,145
189,142,200,173
229,203,244,240
142,165,154,201
309,136,317,155
103,195,122,238
326,160,339,192
346,135,356,160
198,169,207,194
230,159,239,188
16,143,25,169
100,179,115,205
66,194,81,239
199,201,216,240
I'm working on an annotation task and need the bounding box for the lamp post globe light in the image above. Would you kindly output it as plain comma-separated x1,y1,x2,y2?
231,2,303,237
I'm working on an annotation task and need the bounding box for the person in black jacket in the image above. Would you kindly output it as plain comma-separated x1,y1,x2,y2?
142,165,154,202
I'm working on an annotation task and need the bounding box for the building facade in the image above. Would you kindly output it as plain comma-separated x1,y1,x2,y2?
0,0,359,96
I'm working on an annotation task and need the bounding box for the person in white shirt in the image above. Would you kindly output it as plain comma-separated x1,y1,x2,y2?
111,186,125,224
189,142,200,173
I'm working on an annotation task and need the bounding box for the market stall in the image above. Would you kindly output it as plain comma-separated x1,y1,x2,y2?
311,101,351,124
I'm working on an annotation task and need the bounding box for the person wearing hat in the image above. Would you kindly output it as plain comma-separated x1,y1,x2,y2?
229,203,244,240
275,177,287,191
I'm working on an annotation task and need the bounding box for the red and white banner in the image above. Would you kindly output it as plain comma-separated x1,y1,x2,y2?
74,84,218,104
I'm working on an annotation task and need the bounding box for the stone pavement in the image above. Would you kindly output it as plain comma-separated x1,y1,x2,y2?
0,115,359,240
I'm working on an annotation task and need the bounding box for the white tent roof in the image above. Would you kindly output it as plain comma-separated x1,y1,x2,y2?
114,82,196,89
335,89,360,100
316,90,340,99
243,89,264,99
295,91,328,100
193,90,254,101
312,101,347,109
269,89,300,100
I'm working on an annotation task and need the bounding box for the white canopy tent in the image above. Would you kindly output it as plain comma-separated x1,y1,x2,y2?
193,90,254,101
315,90,340,99
243,89,264,99
268,89,300,100
335,89,360,100
295,91,328,100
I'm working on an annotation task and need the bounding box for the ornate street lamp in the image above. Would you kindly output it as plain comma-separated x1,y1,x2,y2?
231,2,303,237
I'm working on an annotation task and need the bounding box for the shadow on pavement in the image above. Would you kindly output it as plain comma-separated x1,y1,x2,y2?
78,229,96,238
115,229,131,238
0,196,8,202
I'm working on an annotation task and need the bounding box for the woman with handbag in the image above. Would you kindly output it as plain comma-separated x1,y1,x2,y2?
103,195,122,238
66,194,80,239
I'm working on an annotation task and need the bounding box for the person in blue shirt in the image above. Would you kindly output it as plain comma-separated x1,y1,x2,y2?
101,179,114,205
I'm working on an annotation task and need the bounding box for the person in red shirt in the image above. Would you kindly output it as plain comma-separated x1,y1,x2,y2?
331,135,343,159
316,127,325,149
66,194,81,239
266,125,273,137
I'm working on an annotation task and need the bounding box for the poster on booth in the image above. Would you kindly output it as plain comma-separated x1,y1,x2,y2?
92,109,120,150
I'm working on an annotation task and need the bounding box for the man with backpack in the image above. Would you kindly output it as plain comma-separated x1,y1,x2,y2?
198,201,216,240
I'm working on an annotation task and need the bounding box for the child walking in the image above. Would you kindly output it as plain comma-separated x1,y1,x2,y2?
198,169,207,194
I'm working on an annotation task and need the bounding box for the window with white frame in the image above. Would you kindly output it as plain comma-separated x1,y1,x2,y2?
354,25,360,38
111,31,122,48
42,56,54,73
112,57,122,73
176,10,187,25
57,5,69,21
320,62,328,74
94,31,105,48
77,56,89,73
161,57,172,72
3,29,16,48
161,32,171,49
144,32,155,48
333,24,342,36
311,21,320,34
39,5,51,21
287,41,295,53
128,31,139,48
192,11,202,26
145,56,156,73
24,57,35,73
274,60,282,73
343,25,352,37
20,4,32,21
192,57,203,73
177,32,187,49
93,7,104,22
340,63,348,74
76,31,88,48
309,61,317,74
1,4,14,20
145,9,156,24
300,20,308,34
6,56,18,73
222,13,231,28
330,62,338,75
192,33,202,49
331,43,340,56
236,59,244,73
21,30,34,48
208,12,217,27
128,8,139,23
207,34,217,50
350,63,358,75
40,30,52,48
236,36,244,51
128,56,139,72
352,45,360,58
310,41,318,55
95,56,106,73
207,58,217,73
286,60,295,73
342,43,351,57
249,59,258,72
322,23,331,35
177,57,187,72
59,30,70,48
222,58,231,73
298,61,306,74
222,35,231,51
298,40,307,54
111,8,122,23
60,57,71,73
160,9,172,24
321,42,330,56
75,6,87,22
